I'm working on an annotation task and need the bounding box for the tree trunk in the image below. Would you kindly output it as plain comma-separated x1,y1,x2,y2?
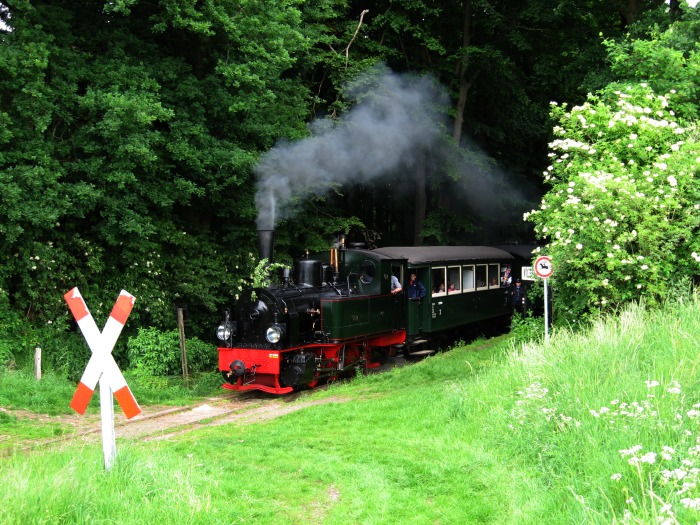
616,0,665,26
452,0,473,145
413,150,427,246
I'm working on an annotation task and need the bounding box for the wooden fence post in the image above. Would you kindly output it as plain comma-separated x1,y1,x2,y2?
177,307,189,386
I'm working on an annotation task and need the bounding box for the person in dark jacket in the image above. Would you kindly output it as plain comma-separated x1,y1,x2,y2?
407,273,426,300
510,278,527,316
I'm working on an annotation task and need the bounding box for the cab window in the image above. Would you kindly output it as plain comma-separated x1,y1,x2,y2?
390,264,403,291
360,260,376,283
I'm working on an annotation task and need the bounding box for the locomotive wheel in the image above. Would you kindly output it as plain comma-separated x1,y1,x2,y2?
306,380,318,389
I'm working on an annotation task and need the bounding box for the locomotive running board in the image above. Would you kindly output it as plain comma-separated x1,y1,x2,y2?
396,338,428,348
221,382,294,395
407,349,435,357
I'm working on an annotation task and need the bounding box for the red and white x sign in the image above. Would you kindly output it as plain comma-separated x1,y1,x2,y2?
64,287,141,419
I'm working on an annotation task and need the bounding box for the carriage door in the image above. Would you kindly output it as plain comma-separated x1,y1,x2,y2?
407,267,428,337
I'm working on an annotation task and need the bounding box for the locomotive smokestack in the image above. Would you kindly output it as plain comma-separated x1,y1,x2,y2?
258,229,275,263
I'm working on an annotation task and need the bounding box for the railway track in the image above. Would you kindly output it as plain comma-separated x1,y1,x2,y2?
3,352,431,457
5,387,350,457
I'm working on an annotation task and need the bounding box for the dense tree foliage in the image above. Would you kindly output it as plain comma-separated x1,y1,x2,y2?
0,0,322,372
0,0,690,374
526,5,700,323
323,0,628,246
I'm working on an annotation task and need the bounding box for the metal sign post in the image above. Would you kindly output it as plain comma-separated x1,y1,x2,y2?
64,287,140,470
533,256,553,342
543,278,549,342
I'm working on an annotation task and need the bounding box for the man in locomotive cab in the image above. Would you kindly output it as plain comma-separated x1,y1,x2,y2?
390,274,402,294
407,272,426,300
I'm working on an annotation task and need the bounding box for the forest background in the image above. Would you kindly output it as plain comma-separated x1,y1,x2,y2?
1,0,699,379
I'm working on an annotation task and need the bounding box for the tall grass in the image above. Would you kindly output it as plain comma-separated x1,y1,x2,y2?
1,298,699,523
447,298,700,524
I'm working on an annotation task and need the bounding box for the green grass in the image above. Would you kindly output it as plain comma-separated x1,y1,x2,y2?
0,369,223,414
2,298,700,523
0,370,79,415
0,369,224,453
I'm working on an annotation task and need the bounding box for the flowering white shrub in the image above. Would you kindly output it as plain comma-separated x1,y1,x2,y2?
526,84,700,322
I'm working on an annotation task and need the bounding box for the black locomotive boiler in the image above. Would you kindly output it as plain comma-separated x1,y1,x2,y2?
216,230,514,394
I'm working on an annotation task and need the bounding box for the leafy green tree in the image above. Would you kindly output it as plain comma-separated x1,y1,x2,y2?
0,0,314,347
526,84,700,322
607,4,700,119
526,6,700,323
317,0,633,245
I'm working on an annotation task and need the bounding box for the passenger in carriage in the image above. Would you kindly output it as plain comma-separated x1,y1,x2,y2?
501,267,512,287
448,282,456,292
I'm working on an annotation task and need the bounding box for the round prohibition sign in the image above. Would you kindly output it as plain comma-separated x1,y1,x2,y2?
534,256,553,279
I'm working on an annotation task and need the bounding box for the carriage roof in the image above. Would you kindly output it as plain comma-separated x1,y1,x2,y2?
492,244,539,260
370,246,514,266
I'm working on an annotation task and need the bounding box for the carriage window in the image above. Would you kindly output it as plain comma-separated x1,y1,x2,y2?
432,267,446,295
476,265,488,290
488,264,500,288
360,260,376,283
462,265,475,292
447,266,461,293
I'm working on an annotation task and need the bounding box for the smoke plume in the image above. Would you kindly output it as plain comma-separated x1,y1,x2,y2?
254,66,450,230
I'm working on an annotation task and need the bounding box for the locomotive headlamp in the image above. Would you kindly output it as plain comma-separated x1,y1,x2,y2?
217,309,235,343
217,322,233,341
265,324,285,344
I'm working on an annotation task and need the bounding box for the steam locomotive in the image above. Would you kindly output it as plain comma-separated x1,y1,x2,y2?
216,230,515,394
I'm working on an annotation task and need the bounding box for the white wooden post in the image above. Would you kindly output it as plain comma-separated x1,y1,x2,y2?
99,378,117,470
177,307,189,386
34,347,41,380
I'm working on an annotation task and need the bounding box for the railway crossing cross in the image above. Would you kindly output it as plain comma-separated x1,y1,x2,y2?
64,287,140,469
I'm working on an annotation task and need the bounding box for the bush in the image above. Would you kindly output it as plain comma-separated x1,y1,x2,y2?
526,83,700,323
510,314,546,345
0,290,28,369
183,336,217,374
127,327,216,377
40,331,93,381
